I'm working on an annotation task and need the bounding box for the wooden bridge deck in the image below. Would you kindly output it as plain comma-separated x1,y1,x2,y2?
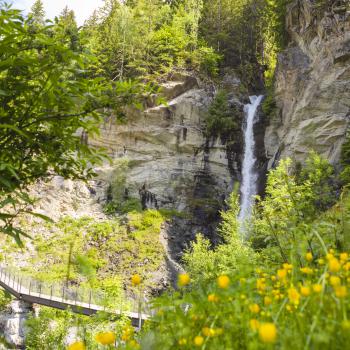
0,267,150,327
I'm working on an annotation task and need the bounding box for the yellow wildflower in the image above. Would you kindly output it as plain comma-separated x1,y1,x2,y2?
208,293,219,302
277,269,287,279
326,253,334,261
202,327,215,337
67,342,85,350
178,338,187,346
340,253,349,262
256,278,266,290
264,296,272,306
271,275,276,281
300,285,311,297
330,276,341,286
344,262,350,271
329,258,341,273
194,336,204,346
121,327,134,342
178,273,190,287
335,285,347,298
131,274,142,286
300,267,313,274
95,332,116,345
288,287,300,305
318,258,325,265
240,277,246,285
217,275,230,289
249,303,260,314
306,252,313,261
250,319,260,331
283,263,293,270
312,284,322,293
258,323,277,343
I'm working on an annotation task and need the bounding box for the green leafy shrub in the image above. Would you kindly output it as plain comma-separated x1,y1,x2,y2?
205,90,237,141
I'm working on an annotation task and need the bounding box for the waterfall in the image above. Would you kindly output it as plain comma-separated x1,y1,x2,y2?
238,95,264,223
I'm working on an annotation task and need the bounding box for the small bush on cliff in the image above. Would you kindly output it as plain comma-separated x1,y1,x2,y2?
205,90,237,141
183,191,255,283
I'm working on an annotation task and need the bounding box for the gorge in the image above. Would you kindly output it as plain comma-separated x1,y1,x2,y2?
0,0,349,348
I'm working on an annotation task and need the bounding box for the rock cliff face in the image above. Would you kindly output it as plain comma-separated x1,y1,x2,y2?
0,301,32,349
265,0,350,168
90,74,246,258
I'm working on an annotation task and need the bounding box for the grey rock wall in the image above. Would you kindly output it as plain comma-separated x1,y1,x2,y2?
265,0,350,168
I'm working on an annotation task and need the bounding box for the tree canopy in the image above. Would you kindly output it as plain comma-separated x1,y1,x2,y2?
0,5,144,243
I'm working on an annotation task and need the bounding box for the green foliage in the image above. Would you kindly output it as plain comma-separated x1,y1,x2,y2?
0,289,11,310
0,5,144,242
199,0,290,87
26,306,130,350
26,308,69,350
138,154,350,350
20,210,168,290
28,0,45,26
104,159,143,214
261,87,277,117
340,134,350,184
205,90,237,141
83,0,219,81
260,0,290,85
183,192,256,283
252,154,337,263
143,249,350,350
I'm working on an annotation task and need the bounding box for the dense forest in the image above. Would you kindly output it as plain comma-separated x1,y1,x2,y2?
0,0,350,349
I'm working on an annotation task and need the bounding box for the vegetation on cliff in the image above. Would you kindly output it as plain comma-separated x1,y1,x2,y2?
0,1,349,349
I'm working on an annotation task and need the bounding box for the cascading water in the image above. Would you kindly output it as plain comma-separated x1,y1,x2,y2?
238,95,264,223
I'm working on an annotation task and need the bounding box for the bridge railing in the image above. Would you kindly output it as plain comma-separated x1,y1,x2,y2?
0,265,152,317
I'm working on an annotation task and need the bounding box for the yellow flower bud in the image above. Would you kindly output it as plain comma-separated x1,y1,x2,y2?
250,319,260,331
312,284,322,293
335,285,347,298
277,269,287,279
264,296,272,306
340,253,349,262
208,293,219,302
300,267,313,274
306,252,313,261
318,258,325,265
68,342,85,350
194,336,204,346
300,286,311,297
330,276,341,286
217,275,230,289
95,332,116,346
178,273,190,287
259,323,277,343
131,274,142,286
329,258,341,273
178,338,187,346
288,287,300,305
249,303,260,314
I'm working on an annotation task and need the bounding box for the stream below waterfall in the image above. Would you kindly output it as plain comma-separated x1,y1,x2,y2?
239,95,264,224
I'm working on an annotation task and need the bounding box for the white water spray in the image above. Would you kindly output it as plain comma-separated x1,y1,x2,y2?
238,95,264,223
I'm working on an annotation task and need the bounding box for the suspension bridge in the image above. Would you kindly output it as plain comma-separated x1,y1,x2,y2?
0,266,150,327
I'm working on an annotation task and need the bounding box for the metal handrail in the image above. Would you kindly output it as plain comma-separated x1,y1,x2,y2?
0,265,151,326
